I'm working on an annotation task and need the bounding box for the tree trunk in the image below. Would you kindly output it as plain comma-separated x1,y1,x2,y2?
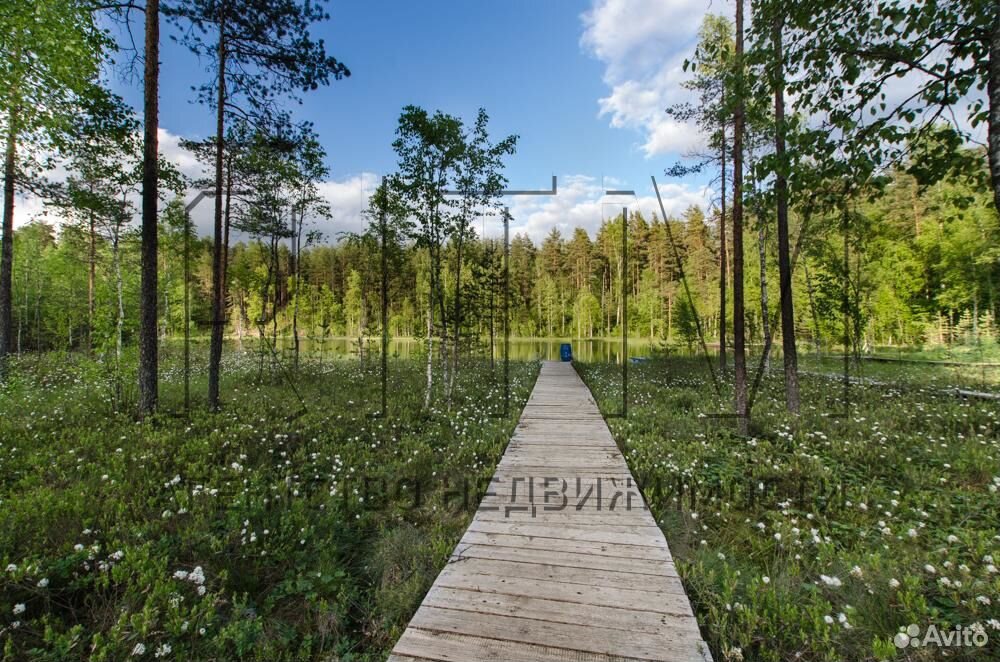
88,212,96,355
271,235,279,348
719,111,727,374
758,223,770,372
774,16,800,414
450,230,463,400
732,0,748,434
804,259,821,356
114,237,124,363
292,210,302,371
223,150,233,303
424,291,434,409
208,20,227,410
138,0,160,416
183,212,191,413
489,267,495,369
0,106,18,376
988,9,1000,215
432,240,448,400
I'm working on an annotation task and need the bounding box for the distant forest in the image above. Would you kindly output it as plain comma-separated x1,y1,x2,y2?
9,155,998,357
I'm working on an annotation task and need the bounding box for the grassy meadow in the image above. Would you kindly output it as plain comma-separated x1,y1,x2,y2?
0,351,537,661
579,359,1000,662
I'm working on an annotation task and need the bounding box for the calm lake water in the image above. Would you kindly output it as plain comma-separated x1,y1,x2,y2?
209,337,660,363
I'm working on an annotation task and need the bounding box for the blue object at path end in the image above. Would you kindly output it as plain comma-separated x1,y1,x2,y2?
560,343,573,362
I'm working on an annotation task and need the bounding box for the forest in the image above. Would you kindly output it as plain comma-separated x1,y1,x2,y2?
7,159,999,358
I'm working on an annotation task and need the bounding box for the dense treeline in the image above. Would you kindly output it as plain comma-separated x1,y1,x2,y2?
8,158,997,356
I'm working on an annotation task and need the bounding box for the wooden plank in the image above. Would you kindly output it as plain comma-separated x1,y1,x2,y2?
472,511,656,527
449,543,676,575
439,556,682,592
434,563,696,613
457,530,675,562
388,361,712,662
407,606,705,661
467,519,664,546
393,629,651,662
421,586,697,634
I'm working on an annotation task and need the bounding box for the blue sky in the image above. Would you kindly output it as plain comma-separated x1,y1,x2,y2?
21,0,981,242
80,0,718,242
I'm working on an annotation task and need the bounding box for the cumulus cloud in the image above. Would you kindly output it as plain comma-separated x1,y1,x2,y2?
582,0,717,158
13,127,381,246
13,130,712,249
581,0,706,80
497,174,712,244
185,171,379,243
158,128,208,182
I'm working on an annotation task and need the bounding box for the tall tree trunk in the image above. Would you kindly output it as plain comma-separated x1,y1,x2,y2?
292,210,302,371
223,150,233,305
758,222,770,372
774,17,800,413
138,0,160,415
732,0,748,434
988,9,1000,215
183,213,191,413
0,106,18,376
114,236,124,363
804,259,821,356
450,230,463,400
719,109,727,373
271,235,278,348
433,241,448,399
424,287,434,409
208,19,227,410
88,212,96,355
489,264,495,369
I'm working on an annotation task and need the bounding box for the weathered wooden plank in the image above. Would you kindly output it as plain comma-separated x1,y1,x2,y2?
408,606,705,661
458,530,674,561
467,519,663,546
439,556,682,592
449,542,675,575
434,565,695,612
472,510,655,527
421,586,697,634
393,629,652,662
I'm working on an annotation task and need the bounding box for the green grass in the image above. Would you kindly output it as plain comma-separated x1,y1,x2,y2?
578,358,1000,662
0,351,538,661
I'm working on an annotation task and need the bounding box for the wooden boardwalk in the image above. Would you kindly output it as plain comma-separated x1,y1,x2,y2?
388,361,712,662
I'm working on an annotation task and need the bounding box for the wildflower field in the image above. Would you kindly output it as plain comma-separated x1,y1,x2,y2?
579,359,1000,662
0,352,537,661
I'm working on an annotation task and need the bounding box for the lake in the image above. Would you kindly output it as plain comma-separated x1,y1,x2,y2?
195,336,663,363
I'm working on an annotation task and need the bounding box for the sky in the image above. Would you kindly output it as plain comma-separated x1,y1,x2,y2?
23,0,727,242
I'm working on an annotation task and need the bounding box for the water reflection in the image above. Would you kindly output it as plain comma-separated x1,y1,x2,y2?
204,337,660,363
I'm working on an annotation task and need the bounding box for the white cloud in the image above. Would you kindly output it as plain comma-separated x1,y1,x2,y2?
497,174,712,243
158,128,208,182
12,127,381,246
13,131,712,250
185,171,379,243
581,0,706,80
13,127,206,230
582,0,718,158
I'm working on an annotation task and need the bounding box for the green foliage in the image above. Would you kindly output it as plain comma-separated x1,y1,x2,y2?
11,158,1000,357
